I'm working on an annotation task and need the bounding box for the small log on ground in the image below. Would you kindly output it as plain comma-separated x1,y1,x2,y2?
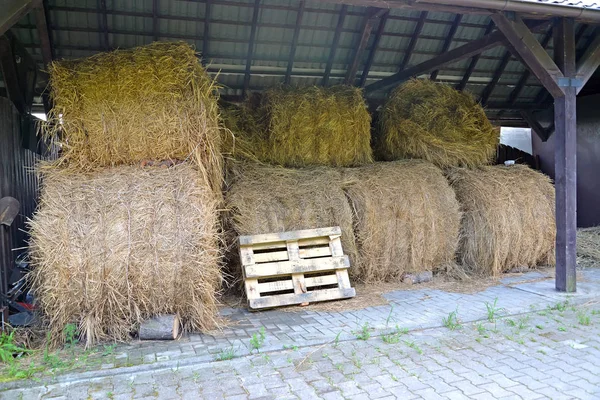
402,271,433,285
139,315,180,340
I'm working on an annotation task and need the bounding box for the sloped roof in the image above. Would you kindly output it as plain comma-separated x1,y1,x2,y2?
2,0,600,127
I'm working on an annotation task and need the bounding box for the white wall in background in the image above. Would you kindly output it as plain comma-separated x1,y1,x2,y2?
500,127,532,155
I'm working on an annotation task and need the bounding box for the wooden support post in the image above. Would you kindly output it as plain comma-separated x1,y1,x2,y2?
243,0,261,97
553,17,577,293
284,1,305,85
0,36,26,114
322,5,347,86
1,0,38,37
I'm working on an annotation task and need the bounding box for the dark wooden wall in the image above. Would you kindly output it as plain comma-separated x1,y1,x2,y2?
532,93,600,228
0,97,40,295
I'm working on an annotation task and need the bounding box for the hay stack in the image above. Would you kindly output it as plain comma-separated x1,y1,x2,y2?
379,79,498,168
448,165,555,276
28,164,222,346
578,227,600,260
47,42,222,192
225,163,357,279
227,86,372,167
343,161,461,282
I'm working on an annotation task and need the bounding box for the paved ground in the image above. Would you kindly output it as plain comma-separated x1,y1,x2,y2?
2,267,600,399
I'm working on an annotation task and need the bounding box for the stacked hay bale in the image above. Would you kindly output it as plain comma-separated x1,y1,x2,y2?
223,86,373,167
378,79,499,168
447,165,555,276
343,161,461,282
225,163,357,280
578,227,600,261
29,42,223,345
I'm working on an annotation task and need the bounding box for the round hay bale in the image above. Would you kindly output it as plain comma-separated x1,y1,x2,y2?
447,165,555,276
47,42,222,193
225,162,357,281
342,161,461,282
28,164,222,346
378,79,499,168
229,86,372,167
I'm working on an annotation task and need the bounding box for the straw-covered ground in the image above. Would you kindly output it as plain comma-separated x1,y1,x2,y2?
46,42,222,193
342,160,461,282
378,79,499,168
447,165,556,276
28,164,222,346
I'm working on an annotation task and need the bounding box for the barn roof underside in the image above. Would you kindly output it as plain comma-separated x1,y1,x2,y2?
2,0,600,127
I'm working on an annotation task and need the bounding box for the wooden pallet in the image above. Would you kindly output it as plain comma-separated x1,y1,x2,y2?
239,226,356,310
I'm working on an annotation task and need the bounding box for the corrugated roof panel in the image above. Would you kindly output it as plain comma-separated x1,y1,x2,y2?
384,19,418,36
211,2,254,23
303,10,339,28
426,11,457,22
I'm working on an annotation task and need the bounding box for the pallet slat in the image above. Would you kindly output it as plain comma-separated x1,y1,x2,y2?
249,288,356,309
239,226,341,246
240,226,355,310
244,256,349,279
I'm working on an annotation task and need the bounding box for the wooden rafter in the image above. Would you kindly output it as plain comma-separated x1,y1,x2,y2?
202,0,211,63
152,0,159,41
575,28,600,94
33,1,53,68
358,10,389,87
398,11,428,71
344,8,383,85
491,13,564,98
480,51,511,105
365,20,548,94
457,21,494,91
99,0,109,50
1,0,39,37
430,14,462,80
322,4,347,86
507,26,553,105
243,0,261,96
285,1,305,85
520,110,549,141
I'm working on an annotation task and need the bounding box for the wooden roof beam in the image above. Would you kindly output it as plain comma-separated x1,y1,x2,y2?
365,19,549,94
398,11,428,71
456,21,494,91
322,5,347,86
344,7,384,85
575,27,600,94
243,0,261,97
431,14,462,81
1,0,39,37
358,10,389,87
520,110,550,141
33,0,53,69
202,0,211,63
99,0,109,50
284,1,305,85
491,13,564,98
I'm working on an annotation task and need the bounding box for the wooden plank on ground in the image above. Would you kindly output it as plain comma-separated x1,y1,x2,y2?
239,226,341,246
249,288,356,309
244,256,350,279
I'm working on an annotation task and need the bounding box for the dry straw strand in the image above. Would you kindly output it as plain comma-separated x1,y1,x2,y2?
222,86,373,167
28,164,222,346
342,160,461,282
379,79,499,168
448,165,555,276
225,162,357,281
577,227,600,260
46,41,222,193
